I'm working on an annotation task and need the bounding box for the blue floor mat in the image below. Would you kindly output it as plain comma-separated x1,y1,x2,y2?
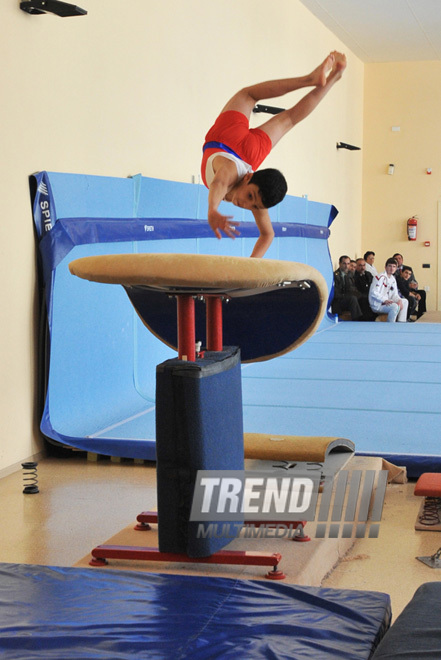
242,321,441,477
0,563,391,660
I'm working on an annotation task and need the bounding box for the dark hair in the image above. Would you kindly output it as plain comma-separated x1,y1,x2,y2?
393,253,403,259
363,251,375,260
250,169,287,208
339,255,350,264
402,265,412,273
385,257,398,267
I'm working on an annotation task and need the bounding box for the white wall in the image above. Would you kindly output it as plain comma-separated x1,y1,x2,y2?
1,0,364,472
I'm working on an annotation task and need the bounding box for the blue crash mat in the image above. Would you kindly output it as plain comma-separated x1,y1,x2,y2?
31,171,337,459
0,563,391,659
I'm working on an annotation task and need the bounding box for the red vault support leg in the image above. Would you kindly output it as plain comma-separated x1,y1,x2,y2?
205,296,223,352
177,295,195,361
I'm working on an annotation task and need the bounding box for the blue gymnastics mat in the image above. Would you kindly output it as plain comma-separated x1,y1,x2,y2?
31,171,336,460
0,563,391,659
242,320,441,478
31,171,440,476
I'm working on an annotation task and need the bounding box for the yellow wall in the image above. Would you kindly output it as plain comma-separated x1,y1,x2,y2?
1,0,363,473
363,61,441,307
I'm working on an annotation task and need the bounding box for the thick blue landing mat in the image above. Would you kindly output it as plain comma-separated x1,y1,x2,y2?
0,563,390,659
242,320,441,478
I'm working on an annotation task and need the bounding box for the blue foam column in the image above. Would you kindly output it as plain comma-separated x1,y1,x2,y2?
155,348,244,557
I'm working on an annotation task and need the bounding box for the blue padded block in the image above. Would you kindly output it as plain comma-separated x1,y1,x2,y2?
155,348,244,557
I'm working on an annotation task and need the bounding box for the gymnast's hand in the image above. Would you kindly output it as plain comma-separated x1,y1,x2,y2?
208,209,240,240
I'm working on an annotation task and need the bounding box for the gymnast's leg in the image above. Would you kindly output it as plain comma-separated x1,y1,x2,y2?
221,52,336,117
221,52,346,148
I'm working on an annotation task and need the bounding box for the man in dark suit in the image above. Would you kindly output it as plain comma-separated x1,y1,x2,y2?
393,253,426,317
395,265,420,319
331,255,362,320
353,258,376,321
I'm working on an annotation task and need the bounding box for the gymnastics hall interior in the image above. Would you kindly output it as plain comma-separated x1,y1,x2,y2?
1,170,441,658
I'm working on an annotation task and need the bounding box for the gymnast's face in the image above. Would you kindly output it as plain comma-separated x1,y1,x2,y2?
230,181,264,211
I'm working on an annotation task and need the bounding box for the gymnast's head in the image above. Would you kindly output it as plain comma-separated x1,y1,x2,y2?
250,169,288,209
229,169,287,211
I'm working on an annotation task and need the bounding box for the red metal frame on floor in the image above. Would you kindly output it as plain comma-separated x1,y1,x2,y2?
88,510,310,579
89,546,286,580
135,510,310,542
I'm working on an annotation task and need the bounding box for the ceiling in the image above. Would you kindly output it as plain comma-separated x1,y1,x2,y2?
299,0,441,63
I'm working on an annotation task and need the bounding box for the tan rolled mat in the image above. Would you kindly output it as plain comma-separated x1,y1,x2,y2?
244,433,354,462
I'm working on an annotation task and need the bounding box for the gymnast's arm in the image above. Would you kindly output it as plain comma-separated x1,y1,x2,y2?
249,208,275,258
207,159,240,239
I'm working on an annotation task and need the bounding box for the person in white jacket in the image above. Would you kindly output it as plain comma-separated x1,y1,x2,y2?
368,258,408,322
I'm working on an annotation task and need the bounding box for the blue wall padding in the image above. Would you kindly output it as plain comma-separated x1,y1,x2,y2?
0,563,391,659
155,349,244,557
39,217,330,285
31,171,337,458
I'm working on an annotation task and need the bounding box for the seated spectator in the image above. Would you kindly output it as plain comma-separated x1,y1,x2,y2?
395,265,420,320
369,257,408,322
393,252,426,317
353,258,376,321
348,260,357,274
331,255,362,320
363,251,378,277
393,252,404,274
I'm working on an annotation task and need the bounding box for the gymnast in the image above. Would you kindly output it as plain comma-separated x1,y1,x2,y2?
201,51,347,258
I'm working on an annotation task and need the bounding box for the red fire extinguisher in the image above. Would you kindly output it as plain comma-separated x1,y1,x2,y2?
407,216,418,241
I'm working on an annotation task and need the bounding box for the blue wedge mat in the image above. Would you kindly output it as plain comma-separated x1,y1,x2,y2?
31,171,336,459
31,171,441,476
0,563,391,659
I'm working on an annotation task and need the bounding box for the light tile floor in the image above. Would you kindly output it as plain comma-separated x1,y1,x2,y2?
1,454,440,620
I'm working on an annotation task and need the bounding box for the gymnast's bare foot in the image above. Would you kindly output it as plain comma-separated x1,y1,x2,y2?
328,51,347,82
310,53,335,87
